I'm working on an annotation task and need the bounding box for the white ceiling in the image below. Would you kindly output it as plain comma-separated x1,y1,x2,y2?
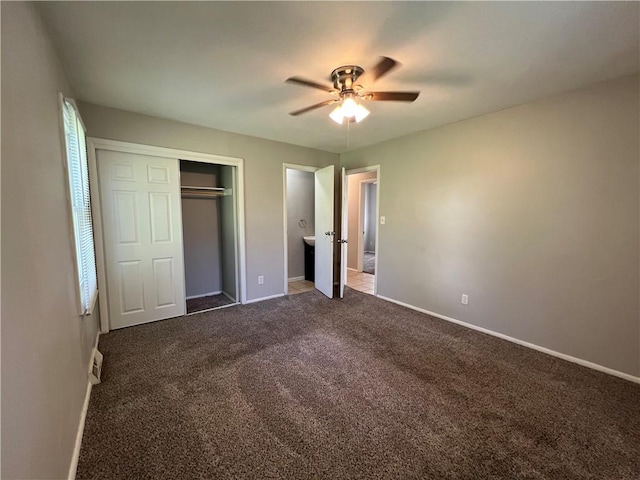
38,2,639,153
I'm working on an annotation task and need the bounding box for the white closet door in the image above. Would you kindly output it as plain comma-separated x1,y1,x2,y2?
314,165,334,298
98,150,185,329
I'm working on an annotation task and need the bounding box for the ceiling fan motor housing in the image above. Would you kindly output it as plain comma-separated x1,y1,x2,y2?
331,65,365,93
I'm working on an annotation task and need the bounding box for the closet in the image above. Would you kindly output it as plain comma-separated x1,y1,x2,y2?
92,140,244,331
180,160,238,314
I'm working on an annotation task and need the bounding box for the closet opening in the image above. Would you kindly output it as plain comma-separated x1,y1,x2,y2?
180,160,239,314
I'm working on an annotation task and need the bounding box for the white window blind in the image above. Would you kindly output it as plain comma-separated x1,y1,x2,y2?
62,97,98,315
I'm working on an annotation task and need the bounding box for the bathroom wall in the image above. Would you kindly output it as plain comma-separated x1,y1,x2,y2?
286,169,315,279
347,171,377,269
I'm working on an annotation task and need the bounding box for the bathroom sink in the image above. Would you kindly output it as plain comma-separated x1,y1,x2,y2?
303,236,315,246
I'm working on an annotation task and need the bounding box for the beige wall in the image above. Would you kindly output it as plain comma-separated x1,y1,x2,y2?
346,171,377,269
78,102,339,302
1,2,101,478
341,74,640,377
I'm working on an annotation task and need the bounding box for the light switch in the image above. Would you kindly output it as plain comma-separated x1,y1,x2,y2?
380,216,386,225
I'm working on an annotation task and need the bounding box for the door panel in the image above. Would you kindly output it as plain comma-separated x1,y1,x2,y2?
314,165,334,298
113,191,139,244
98,150,185,329
118,260,144,313
152,257,176,308
149,192,172,243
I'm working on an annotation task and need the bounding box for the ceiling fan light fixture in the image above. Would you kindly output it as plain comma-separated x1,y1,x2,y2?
329,98,370,124
341,97,359,117
354,103,370,123
329,106,345,124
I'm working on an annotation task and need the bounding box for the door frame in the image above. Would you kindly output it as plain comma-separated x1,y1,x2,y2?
87,137,247,333
345,165,380,295
282,163,318,294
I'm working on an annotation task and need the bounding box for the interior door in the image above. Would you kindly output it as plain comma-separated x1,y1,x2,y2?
98,150,186,329
314,165,334,298
339,167,348,298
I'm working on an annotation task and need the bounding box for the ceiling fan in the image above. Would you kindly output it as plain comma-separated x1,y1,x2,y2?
286,57,420,124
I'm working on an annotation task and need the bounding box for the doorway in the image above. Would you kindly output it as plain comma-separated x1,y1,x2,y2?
283,165,316,296
344,168,379,296
283,163,335,299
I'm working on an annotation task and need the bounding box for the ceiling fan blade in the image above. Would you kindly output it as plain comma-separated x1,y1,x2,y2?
369,57,399,82
366,91,420,102
286,76,334,93
289,99,338,116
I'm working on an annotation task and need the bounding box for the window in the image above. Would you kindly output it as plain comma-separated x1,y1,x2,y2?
60,95,98,315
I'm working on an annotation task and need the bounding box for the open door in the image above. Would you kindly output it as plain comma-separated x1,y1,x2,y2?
339,167,348,298
314,165,334,298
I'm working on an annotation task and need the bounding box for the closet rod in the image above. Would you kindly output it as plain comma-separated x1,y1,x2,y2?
181,185,225,191
180,186,232,199
181,193,222,199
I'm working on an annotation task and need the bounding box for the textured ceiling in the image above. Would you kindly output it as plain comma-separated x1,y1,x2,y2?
38,2,639,153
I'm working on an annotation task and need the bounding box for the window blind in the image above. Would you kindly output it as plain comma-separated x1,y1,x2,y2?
62,98,98,315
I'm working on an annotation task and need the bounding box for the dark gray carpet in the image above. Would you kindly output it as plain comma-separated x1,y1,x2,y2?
363,252,375,274
78,289,640,480
186,293,234,313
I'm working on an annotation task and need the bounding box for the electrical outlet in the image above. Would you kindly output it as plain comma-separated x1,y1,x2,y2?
258,276,264,285
461,294,469,305
380,216,386,225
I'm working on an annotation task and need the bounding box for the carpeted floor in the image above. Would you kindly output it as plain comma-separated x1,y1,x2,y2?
186,293,235,313
363,252,375,274
78,289,639,479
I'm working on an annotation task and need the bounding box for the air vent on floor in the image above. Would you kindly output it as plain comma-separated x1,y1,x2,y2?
89,349,103,385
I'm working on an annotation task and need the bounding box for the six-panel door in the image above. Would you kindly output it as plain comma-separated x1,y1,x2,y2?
97,150,186,329
314,165,335,298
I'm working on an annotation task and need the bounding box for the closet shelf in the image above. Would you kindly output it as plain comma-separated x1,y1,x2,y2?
180,186,232,198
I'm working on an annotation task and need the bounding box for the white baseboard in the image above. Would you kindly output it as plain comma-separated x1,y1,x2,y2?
376,295,640,385
68,331,101,479
186,290,222,300
245,293,285,304
68,380,92,480
288,276,305,282
347,267,359,272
